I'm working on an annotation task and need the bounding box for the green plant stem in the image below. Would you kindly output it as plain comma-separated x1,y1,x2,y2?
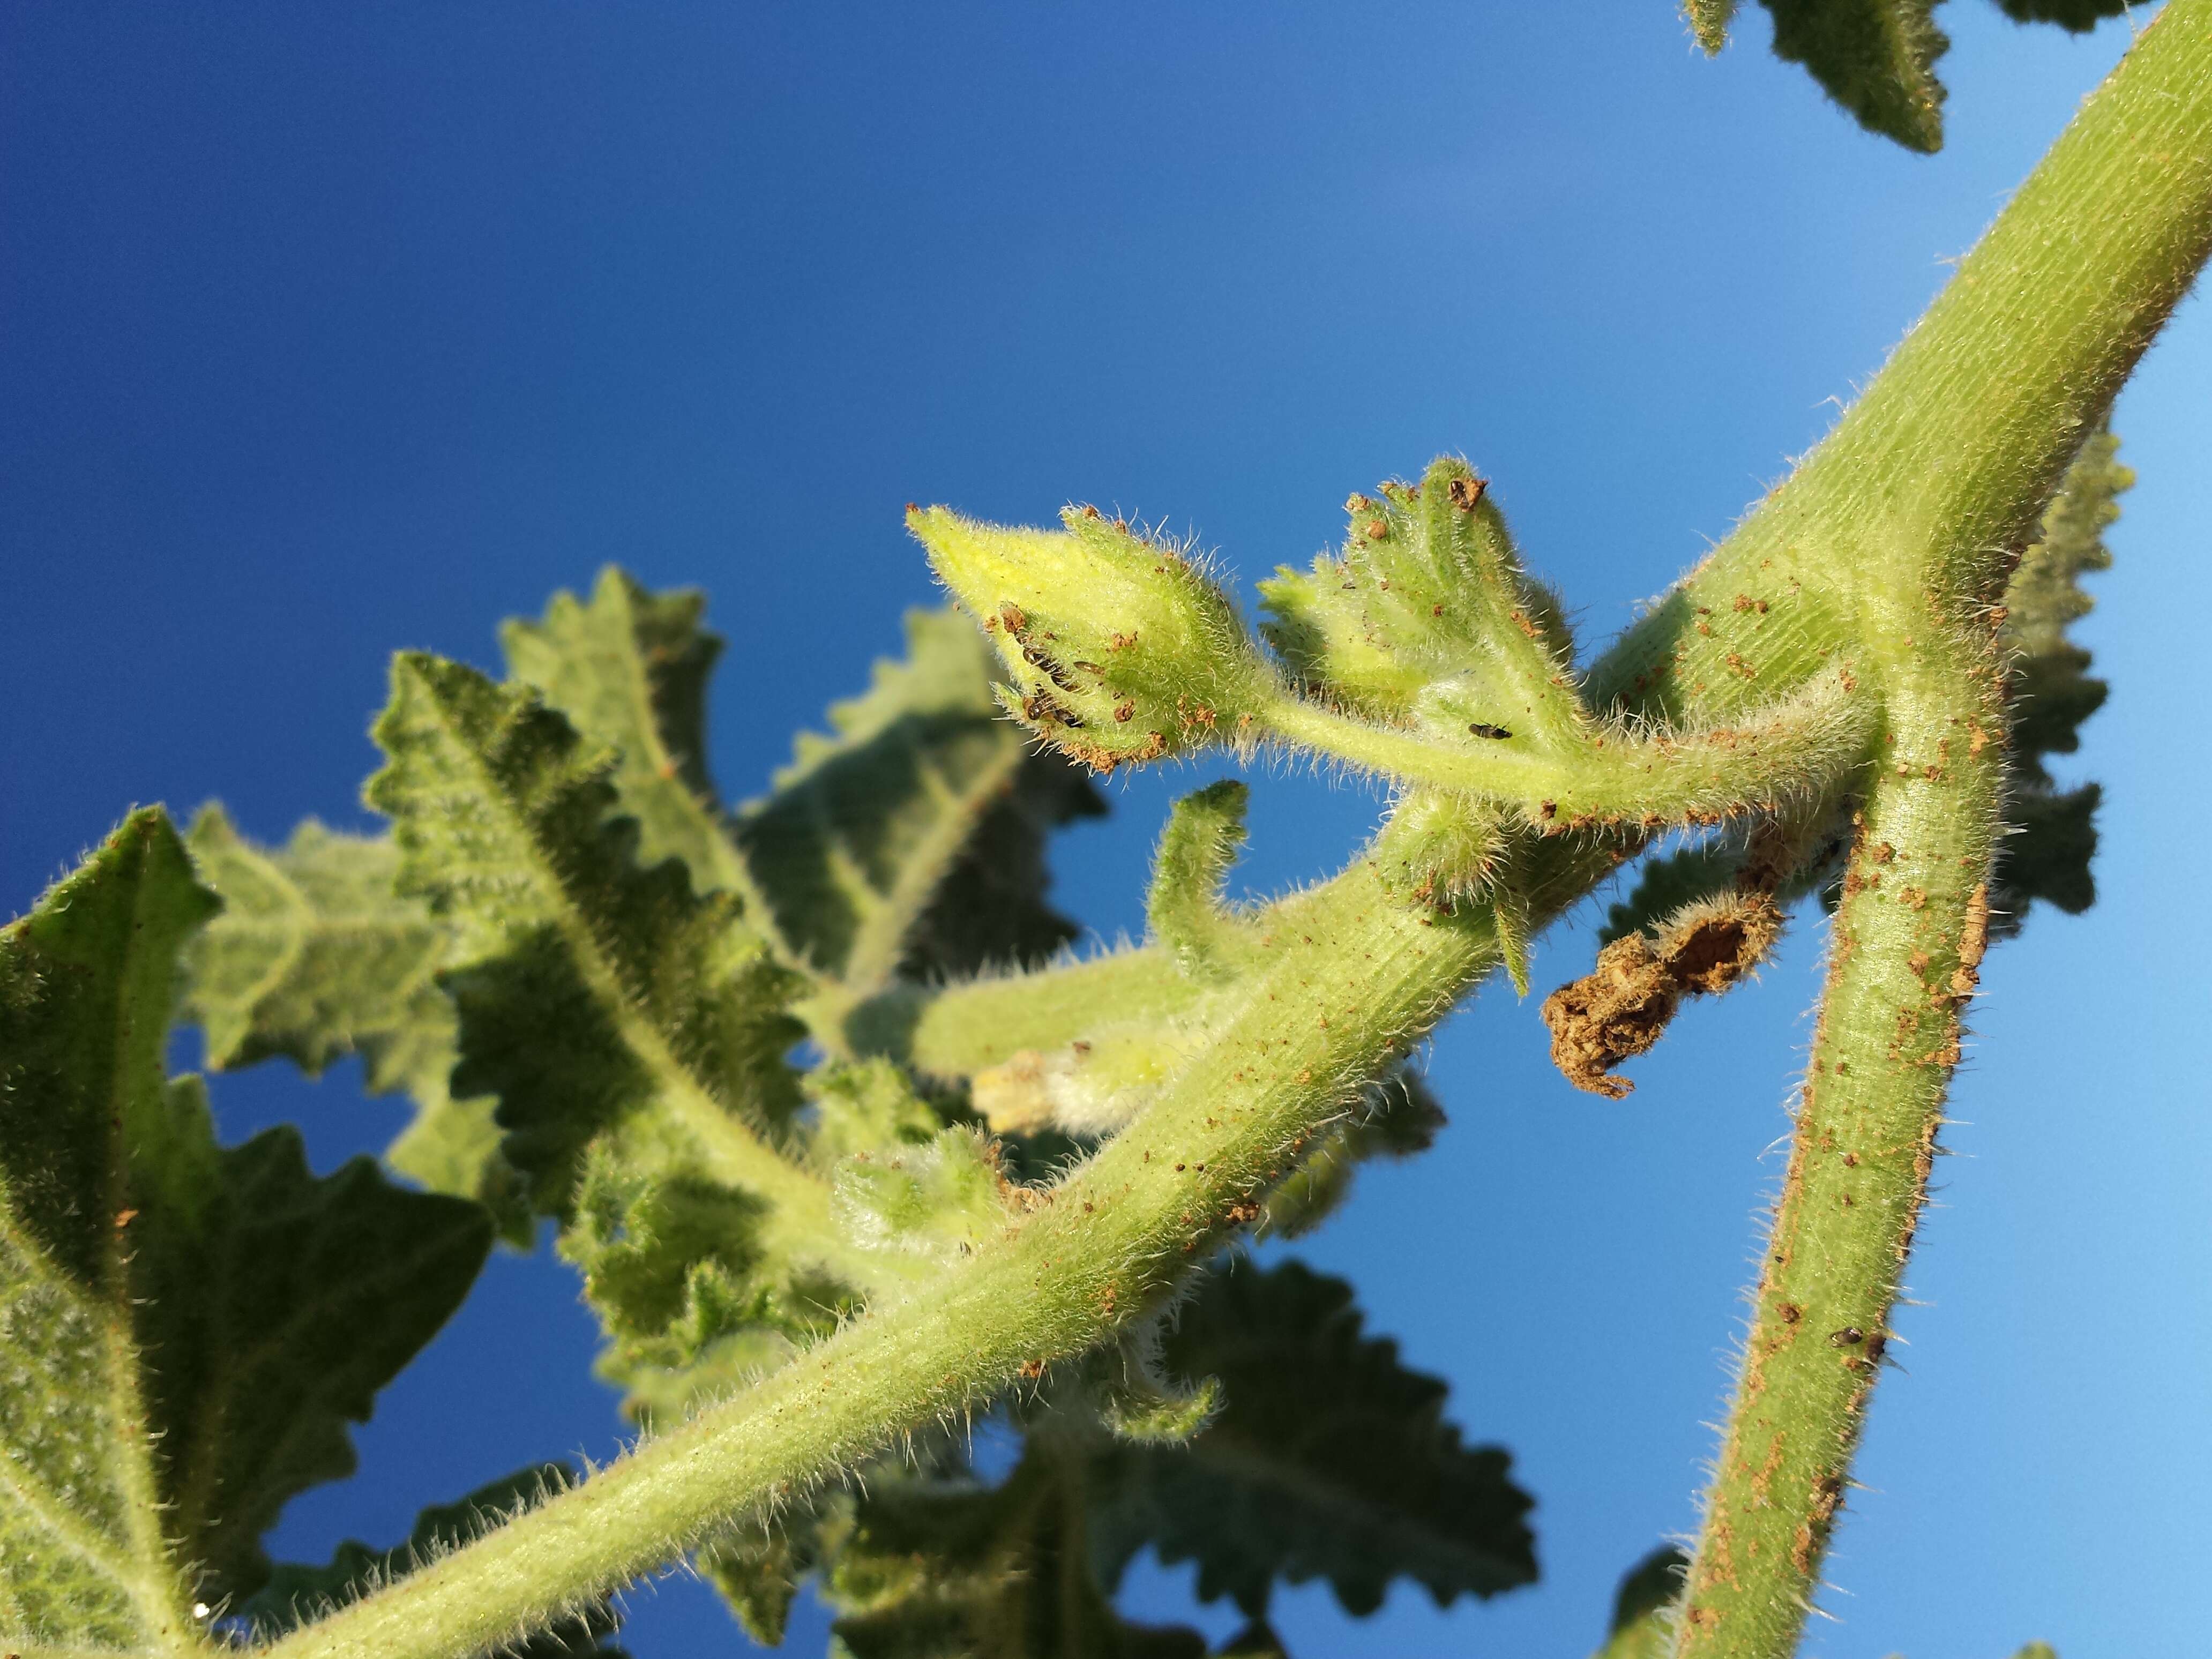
258,851,1514,1659
1660,5,2212,1652
1257,677,1872,828
249,8,2212,1653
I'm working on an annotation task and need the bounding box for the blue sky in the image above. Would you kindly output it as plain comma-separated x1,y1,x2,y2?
3,4,2205,1655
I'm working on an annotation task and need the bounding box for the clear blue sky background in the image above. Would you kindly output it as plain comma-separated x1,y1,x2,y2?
3,4,2206,1656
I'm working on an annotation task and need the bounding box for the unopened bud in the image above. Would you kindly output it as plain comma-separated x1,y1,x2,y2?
909,504,1271,769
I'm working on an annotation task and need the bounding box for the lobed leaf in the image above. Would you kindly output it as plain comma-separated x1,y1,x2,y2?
824,1449,1210,1659
179,805,528,1240
1086,1258,1537,1618
1,811,490,1647
1992,429,2127,933
737,606,1104,991
502,567,771,919
1757,0,1948,153
365,652,808,1214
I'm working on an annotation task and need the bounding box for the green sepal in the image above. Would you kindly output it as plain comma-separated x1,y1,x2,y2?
500,566,770,920
737,606,1104,990
1757,0,1947,153
365,652,808,1215
1259,460,1580,749
1,811,490,1642
245,1464,628,1654
1147,780,1255,981
909,503,1273,773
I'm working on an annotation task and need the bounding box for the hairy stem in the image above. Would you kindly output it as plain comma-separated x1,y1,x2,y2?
246,8,2212,1654
258,853,1507,1659
1669,6,2212,1652
1258,675,1872,829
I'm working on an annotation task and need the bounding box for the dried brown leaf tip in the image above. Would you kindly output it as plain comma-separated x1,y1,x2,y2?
1540,892,1782,1096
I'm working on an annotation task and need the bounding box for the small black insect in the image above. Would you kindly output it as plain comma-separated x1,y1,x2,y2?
1468,722,1513,741
1022,644,1079,692
1827,1326,1865,1348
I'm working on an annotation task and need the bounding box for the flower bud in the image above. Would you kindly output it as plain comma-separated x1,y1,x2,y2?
908,503,1271,770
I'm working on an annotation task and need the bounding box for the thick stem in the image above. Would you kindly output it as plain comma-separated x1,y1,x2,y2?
258,855,1508,1659
249,8,2212,1654
1675,668,2001,1651
1594,0,2212,723
1670,7,2212,1651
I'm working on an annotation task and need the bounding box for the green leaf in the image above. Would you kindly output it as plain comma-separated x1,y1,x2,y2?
1992,0,2124,27
825,1449,1209,1659
178,806,530,1242
1757,0,1948,153
799,1258,1525,1654
365,652,809,1216
1992,429,2128,934
1,811,490,1647
1086,1258,1536,1618
246,1464,627,1654
501,566,773,921
697,1497,844,1648
1590,1546,1686,1659
737,606,1103,991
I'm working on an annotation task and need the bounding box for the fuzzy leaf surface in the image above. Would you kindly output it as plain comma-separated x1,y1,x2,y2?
1,810,490,1650
1992,429,2127,932
365,652,808,1213
1757,0,1947,152
178,806,527,1238
737,607,1102,990
824,1451,1209,1659
1087,1258,1536,1618
502,567,768,916
364,653,899,1416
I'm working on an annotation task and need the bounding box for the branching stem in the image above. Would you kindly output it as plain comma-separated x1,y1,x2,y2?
243,6,2212,1654
1663,5,2212,1651
258,854,1510,1659
1258,676,1872,829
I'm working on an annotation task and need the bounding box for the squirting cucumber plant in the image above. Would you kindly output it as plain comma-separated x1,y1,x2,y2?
1,4,2203,1658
